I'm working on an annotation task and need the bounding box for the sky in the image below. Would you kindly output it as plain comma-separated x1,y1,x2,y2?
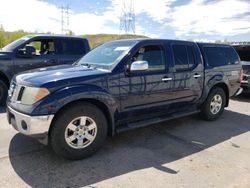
0,0,250,41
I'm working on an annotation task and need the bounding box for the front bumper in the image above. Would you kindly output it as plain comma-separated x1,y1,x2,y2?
7,106,54,145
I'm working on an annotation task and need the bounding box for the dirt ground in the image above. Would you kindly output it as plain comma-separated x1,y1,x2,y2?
0,94,250,188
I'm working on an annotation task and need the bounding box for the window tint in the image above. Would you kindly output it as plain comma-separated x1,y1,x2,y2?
173,45,189,70
204,46,239,67
172,44,197,71
58,39,86,55
132,45,165,71
187,46,195,68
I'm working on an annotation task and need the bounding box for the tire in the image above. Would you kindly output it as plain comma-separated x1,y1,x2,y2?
200,87,226,121
50,102,108,160
0,80,8,105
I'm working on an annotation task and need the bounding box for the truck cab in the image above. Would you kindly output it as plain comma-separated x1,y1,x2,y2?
0,35,90,104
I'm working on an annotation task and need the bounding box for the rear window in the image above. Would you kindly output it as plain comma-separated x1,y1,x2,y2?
203,46,239,67
172,44,196,71
233,45,250,63
57,38,86,55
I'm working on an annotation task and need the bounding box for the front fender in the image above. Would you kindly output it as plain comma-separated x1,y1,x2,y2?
32,84,118,117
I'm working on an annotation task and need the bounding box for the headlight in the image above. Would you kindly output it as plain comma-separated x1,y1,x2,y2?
21,87,50,105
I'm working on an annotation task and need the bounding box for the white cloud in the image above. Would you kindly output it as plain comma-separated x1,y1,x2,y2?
0,0,249,38
0,0,120,35
167,0,250,37
110,0,176,23
0,0,159,36
0,0,61,33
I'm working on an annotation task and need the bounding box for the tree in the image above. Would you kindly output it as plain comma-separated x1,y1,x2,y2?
0,25,6,48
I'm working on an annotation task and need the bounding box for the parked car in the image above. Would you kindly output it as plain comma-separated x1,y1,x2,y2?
0,35,90,104
233,44,250,93
6,39,242,160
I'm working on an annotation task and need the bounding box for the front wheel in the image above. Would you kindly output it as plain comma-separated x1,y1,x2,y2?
50,102,108,160
200,87,226,121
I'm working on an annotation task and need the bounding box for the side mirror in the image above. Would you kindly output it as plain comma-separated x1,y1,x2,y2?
130,60,148,72
18,45,35,58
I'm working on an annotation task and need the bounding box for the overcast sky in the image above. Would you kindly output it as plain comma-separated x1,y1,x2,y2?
0,0,249,41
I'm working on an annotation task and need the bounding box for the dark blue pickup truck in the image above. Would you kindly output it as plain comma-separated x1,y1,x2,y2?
0,35,90,104
6,39,242,160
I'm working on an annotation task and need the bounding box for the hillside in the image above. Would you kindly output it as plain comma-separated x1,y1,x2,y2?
0,29,147,48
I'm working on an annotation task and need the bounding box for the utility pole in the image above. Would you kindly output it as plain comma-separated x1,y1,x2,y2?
119,0,135,35
61,5,70,35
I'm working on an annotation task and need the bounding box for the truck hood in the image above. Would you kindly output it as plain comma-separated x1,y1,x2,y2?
15,65,110,88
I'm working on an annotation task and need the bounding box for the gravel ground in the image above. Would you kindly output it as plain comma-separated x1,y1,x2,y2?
0,94,249,188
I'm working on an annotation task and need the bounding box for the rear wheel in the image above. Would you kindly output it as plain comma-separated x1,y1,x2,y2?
200,87,226,121
50,102,108,160
0,80,8,105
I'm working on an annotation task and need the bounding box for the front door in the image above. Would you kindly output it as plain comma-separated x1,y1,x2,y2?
14,39,58,74
119,44,174,122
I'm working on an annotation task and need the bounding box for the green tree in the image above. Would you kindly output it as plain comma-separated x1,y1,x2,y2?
0,25,6,48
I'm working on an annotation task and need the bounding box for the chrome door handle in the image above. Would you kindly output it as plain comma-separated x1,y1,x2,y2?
162,77,173,81
193,74,201,78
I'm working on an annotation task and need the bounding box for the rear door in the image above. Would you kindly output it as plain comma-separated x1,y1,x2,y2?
55,38,88,65
119,42,174,121
170,42,204,111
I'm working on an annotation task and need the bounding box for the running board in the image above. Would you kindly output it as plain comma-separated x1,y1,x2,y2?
116,110,200,133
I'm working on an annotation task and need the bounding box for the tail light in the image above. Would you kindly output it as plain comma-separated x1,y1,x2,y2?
240,67,244,82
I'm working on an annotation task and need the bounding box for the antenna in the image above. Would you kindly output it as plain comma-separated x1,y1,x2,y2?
61,5,70,34
119,0,135,35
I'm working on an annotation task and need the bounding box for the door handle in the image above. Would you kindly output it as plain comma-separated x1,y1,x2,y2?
162,77,173,82
193,74,201,78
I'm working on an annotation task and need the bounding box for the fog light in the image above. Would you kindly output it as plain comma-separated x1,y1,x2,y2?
21,120,28,131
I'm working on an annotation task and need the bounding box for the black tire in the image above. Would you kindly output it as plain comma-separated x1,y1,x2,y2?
200,87,226,121
50,102,108,160
0,80,8,105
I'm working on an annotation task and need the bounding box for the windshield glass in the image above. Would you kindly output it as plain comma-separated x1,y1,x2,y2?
77,40,137,70
2,36,31,51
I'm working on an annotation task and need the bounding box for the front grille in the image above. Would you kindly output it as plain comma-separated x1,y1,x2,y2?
17,86,25,101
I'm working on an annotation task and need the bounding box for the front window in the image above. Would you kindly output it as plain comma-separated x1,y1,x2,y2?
77,40,137,70
131,44,166,71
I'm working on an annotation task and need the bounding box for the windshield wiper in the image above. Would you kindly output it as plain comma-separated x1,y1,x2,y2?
81,63,92,68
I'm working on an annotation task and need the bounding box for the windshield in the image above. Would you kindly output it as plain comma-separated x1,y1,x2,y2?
2,36,31,51
77,40,137,70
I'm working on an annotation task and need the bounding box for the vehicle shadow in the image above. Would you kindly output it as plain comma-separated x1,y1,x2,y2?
9,110,250,187
231,93,250,103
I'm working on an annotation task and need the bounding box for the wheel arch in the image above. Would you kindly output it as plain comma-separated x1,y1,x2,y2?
0,71,10,88
49,98,115,140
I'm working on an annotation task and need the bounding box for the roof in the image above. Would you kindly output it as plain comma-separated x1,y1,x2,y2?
108,38,197,44
24,34,86,39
